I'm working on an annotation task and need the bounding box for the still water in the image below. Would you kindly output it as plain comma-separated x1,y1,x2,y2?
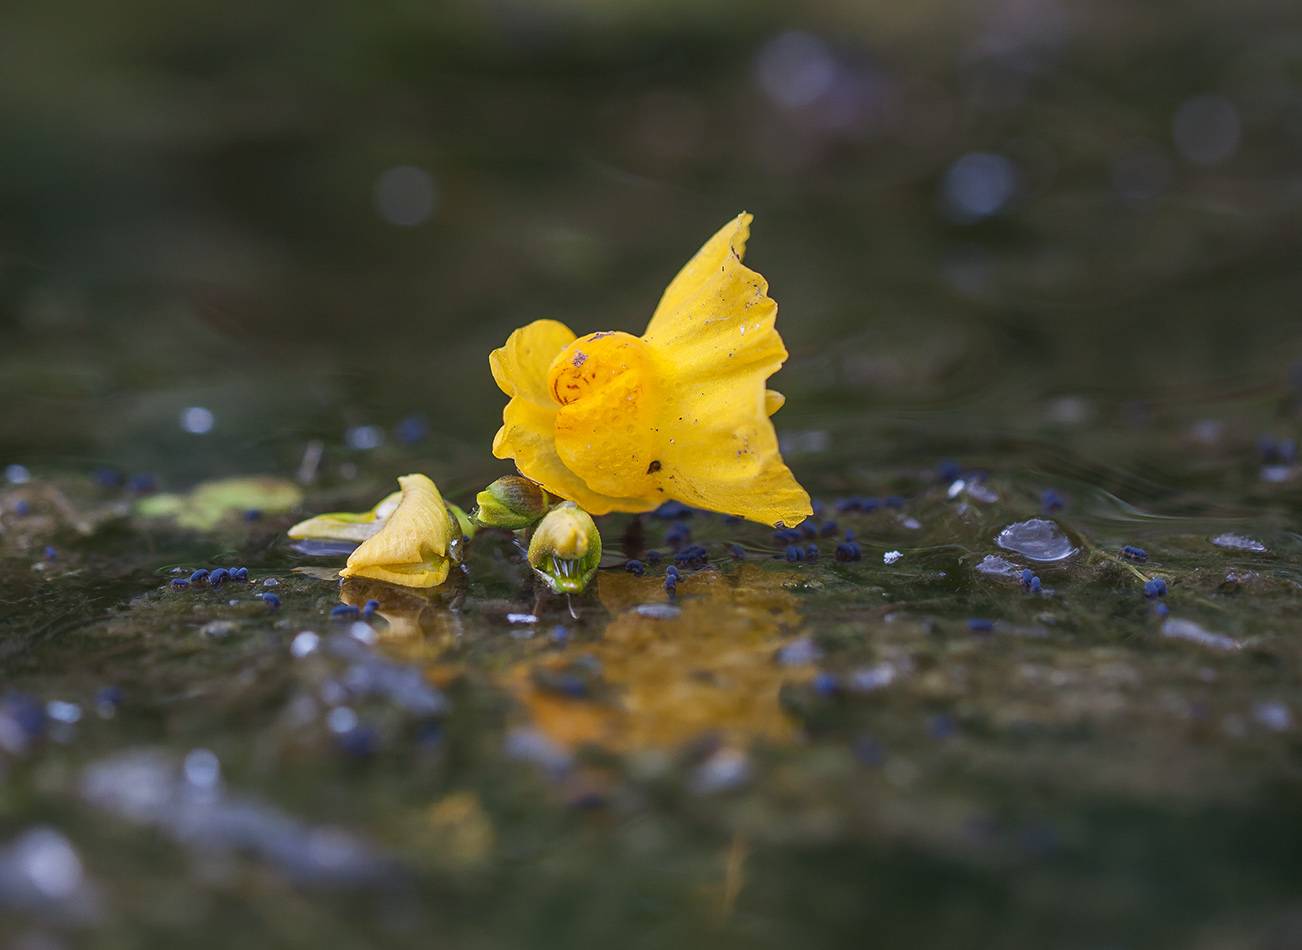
2,1,1302,947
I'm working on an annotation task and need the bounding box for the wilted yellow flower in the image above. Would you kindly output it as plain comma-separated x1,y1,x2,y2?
339,474,460,588
490,213,812,528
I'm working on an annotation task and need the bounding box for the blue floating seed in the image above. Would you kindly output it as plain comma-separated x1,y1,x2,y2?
331,604,360,622
1041,489,1065,512
363,598,380,620
812,672,839,696
645,550,662,563
1029,576,1042,593
666,565,680,579
625,559,645,577
785,545,803,562
1021,569,1034,586
169,578,190,591
928,714,958,739
189,569,209,587
43,546,56,561
91,467,123,488
805,544,819,560
125,473,158,494
208,569,228,590
262,592,281,611
1144,578,1167,598
967,618,995,633
395,413,429,445
1153,602,1169,618
798,518,819,539
1120,545,1148,563
231,567,249,582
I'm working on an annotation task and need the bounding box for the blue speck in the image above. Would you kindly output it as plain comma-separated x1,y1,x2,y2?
242,509,263,522
1041,488,1065,512
125,473,158,494
1021,569,1034,586
170,578,190,591
785,545,803,562
1029,576,1042,593
666,565,680,579
810,500,825,517
645,550,662,563
884,495,905,509
812,672,840,696
729,544,746,560
968,618,995,633
805,544,819,560
1145,577,1167,598
1153,602,1169,618
798,517,818,539
262,593,281,611
95,686,124,707
937,459,963,481
652,500,693,520
189,569,210,587
414,720,443,748
208,568,229,590
834,541,862,562
820,520,839,538
1120,545,1148,563
928,714,958,739
337,725,380,757
13,500,30,516
853,735,886,766
91,467,123,488
395,413,429,445
624,560,644,576
363,598,380,620
331,605,360,622
844,529,855,542
663,574,677,590
231,567,249,582
551,625,568,644
43,546,56,561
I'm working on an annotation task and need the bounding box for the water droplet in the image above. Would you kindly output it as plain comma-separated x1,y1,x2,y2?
995,518,1077,561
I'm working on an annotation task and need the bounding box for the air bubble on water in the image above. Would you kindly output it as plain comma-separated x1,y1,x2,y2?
995,518,1077,561
1212,534,1267,553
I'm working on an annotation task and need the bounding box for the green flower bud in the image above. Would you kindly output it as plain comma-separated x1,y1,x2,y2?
472,476,552,530
527,501,602,595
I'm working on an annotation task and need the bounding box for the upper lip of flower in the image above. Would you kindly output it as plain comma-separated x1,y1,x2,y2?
489,213,812,529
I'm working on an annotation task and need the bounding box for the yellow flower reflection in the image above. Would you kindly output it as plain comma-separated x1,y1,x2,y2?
505,565,805,751
490,214,813,528
339,474,460,588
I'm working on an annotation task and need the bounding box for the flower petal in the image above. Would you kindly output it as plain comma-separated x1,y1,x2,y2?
340,474,454,588
639,215,811,527
492,321,659,515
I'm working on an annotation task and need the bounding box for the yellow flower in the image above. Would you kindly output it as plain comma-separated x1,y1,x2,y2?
339,474,460,588
489,213,812,528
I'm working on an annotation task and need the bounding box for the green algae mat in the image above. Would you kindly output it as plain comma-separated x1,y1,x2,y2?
2,2,1302,947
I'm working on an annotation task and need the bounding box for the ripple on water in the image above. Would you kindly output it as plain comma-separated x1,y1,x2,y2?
995,519,1077,562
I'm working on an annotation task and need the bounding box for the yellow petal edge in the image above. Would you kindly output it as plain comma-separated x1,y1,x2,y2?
339,474,455,588
490,213,812,528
